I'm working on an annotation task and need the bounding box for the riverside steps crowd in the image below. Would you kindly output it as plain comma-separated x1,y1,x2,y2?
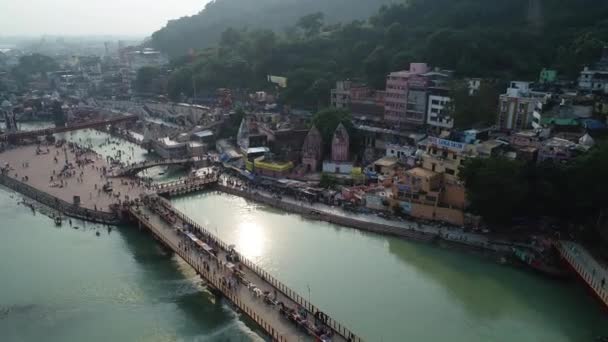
0,135,148,214
140,195,343,342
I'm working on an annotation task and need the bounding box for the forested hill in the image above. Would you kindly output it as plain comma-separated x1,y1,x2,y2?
151,0,396,57
158,0,608,108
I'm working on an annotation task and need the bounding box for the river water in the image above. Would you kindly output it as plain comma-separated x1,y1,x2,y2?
0,129,607,341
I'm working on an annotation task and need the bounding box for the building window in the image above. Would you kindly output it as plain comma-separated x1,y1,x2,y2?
445,168,455,175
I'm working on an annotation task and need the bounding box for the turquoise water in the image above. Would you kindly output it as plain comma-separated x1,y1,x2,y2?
172,191,608,342
1,130,607,341
0,190,263,342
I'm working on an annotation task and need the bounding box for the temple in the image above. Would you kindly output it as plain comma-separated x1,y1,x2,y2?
301,125,323,172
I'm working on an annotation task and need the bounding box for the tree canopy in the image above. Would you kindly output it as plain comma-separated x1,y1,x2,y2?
11,53,58,85
161,0,608,108
459,144,608,231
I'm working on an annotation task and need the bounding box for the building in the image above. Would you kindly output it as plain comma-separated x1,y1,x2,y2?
497,81,550,131
323,123,354,174
331,123,349,162
301,126,323,172
539,68,557,84
426,94,453,130
125,48,168,71
330,81,368,109
152,137,188,159
331,81,385,122
537,137,579,164
384,63,431,126
467,78,481,95
421,136,477,183
579,47,608,94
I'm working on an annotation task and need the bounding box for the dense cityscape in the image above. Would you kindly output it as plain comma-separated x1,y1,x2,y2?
1,1,608,341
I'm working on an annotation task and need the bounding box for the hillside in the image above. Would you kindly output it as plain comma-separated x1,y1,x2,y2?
159,0,608,108
151,0,397,57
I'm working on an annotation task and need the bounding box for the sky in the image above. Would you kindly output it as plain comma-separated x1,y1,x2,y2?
0,0,211,37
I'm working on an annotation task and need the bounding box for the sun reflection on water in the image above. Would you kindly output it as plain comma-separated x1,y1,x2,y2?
236,220,265,259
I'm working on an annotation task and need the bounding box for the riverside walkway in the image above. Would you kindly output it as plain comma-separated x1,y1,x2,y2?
556,241,608,308
130,196,360,342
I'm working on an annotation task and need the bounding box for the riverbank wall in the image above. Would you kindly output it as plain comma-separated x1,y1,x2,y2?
214,184,512,259
0,174,121,225
218,184,435,243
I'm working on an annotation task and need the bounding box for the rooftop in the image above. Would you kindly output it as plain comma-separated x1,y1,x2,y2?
373,157,399,167
406,167,438,179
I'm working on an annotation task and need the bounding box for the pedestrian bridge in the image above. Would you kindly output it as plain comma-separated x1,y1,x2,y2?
556,240,608,308
0,114,138,142
153,177,218,196
112,158,192,176
129,196,362,342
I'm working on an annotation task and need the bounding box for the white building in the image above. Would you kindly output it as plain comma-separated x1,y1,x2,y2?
126,48,168,71
426,95,453,129
579,47,608,94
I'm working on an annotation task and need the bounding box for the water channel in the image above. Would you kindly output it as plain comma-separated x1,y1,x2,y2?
0,129,606,341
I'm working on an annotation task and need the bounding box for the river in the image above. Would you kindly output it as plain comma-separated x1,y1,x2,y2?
0,130,606,341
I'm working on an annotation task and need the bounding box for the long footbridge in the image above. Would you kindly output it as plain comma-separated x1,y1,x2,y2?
556,241,608,308
0,115,138,142
129,196,361,342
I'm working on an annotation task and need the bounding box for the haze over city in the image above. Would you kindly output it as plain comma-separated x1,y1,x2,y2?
0,0,210,36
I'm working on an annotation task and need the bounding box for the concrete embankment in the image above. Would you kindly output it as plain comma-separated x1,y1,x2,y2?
215,184,511,259
218,184,435,242
0,174,121,225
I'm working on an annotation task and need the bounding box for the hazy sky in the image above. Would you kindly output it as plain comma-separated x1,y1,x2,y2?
0,0,211,37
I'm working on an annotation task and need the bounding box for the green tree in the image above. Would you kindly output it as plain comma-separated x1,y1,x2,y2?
447,80,502,129
296,12,324,37
459,157,529,225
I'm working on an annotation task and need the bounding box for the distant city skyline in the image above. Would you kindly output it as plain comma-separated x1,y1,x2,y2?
0,0,210,37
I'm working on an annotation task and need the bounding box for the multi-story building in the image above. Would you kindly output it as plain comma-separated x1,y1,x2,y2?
125,48,168,71
384,63,430,126
330,80,370,109
497,81,550,131
421,136,477,183
426,93,453,130
579,47,608,94
331,81,385,122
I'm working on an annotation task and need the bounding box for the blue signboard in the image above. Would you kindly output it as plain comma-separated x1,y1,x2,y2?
428,136,465,152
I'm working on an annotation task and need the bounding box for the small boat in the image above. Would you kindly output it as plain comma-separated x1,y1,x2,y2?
54,216,62,226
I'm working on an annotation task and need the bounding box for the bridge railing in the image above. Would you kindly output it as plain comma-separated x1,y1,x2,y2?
130,209,288,341
155,196,363,342
557,242,608,306
153,177,218,194
0,115,138,142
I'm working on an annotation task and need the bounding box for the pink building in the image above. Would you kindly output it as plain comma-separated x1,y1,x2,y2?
331,123,350,162
301,125,323,172
384,63,430,126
